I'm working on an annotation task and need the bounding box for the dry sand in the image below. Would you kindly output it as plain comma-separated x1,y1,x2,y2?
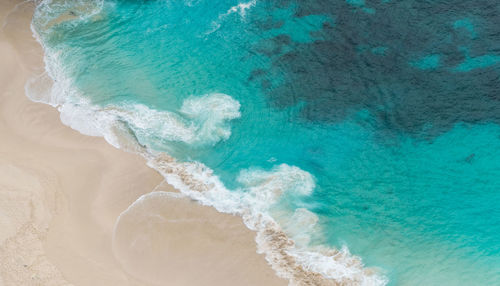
0,1,287,285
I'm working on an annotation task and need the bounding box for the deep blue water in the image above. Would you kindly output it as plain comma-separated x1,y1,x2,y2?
33,0,500,284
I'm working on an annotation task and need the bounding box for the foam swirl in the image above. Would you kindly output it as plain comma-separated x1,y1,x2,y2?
29,1,388,285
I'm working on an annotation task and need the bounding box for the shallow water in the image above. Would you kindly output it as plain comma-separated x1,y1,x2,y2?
32,0,500,284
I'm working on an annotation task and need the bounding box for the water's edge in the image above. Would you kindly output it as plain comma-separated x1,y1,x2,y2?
26,2,388,285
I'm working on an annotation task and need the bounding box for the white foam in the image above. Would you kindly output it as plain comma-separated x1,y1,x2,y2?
206,0,257,34
225,0,257,17
29,1,388,285
290,246,387,286
57,94,240,147
180,93,241,144
117,104,197,144
147,156,387,285
238,164,315,200
281,208,319,247
24,53,241,146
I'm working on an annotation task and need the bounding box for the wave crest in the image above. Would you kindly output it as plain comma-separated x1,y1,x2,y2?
237,164,315,211
29,1,387,284
147,155,387,285
180,93,241,144
225,0,257,17
28,87,241,147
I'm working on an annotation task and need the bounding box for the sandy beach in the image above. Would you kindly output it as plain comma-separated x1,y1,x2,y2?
0,1,287,285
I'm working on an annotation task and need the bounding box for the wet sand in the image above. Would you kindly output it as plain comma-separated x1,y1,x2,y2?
0,1,287,285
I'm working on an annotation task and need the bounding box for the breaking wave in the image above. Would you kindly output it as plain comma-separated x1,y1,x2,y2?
28,1,387,285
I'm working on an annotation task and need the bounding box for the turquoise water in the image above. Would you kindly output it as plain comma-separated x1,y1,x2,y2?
32,0,500,285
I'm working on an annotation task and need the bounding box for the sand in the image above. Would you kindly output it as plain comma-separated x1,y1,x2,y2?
0,1,287,285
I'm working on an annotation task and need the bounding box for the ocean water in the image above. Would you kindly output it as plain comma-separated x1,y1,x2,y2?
30,0,500,285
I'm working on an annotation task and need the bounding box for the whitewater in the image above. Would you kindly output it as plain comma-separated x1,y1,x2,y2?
27,0,500,285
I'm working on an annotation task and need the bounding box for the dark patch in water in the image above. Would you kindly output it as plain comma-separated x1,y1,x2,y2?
252,0,500,138
248,68,267,81
465,153,475,163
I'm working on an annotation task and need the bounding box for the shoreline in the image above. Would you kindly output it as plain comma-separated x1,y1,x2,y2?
0,1,287,285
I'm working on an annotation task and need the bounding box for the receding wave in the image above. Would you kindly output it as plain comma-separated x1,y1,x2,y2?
29,1,387,285
147,157,386,286
58,94,241,146
25,70,240,146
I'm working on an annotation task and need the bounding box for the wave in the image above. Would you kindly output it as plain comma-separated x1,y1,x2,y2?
29,1,388,285
206,0,257,34
225,0,257,17
60,95,240,147
26,73,240,146
147,157,386,286
180,93,241,145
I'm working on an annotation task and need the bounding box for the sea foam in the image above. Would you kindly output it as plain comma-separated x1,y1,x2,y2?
58,95,240,147
207,0,257,34
146,155,386,286
29,1,387,285
225,0,257,17
26,66,241,147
